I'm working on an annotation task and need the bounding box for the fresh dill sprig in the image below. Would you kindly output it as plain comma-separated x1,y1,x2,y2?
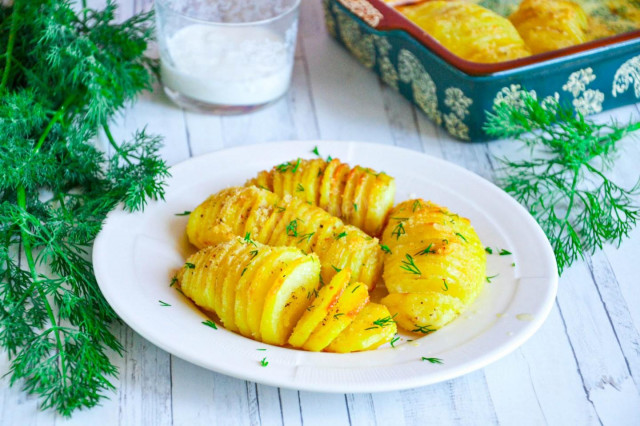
485,92,640,274
400,254,421,275
412,324,436,334
0,0,167,416
202,320,218,329
415,243,433,256
421,357,443,364
286,219,298,237
380,244,392,254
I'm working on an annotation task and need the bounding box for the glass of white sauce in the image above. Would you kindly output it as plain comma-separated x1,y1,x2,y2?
155,0,300,114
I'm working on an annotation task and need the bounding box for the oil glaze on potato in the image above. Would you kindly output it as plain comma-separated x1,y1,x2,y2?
187,186,383,290
247,158,395,237
177,238,393,352
380,199,486,334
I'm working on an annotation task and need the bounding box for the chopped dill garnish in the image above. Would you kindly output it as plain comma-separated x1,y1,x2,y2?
296,183,305,192
353,203,358,212
485,247,493,254
486,274,499,283
415,243,433,256
380,244,392,254
327,155,333,162
400,254,421,275
243,232,257,246
332,265,342,273
170,276,178,287
335,231,347,240
421,357,443,364
185,262,195,269
275,204,286,213
499,249,512,256
441,279,448,291
455,232,467,242
286,219,299,237
312,146,321,156
412,200,422,212
292,158,301,173
175,211,191,216
202,320,218,329
351,284,361,293
307,305,316,311
241,268,248,276
159,300,171,307
365,314,397,330
260,357,269,367
298,232,315,243
390,336,400,348
391,222,406,240
257,348,267,351
249,249,259,259
334,313,345,320
412,324,436,334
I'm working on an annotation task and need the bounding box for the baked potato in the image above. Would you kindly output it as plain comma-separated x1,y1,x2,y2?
247,157,396,237
509,0,588,54
380,199,486,334
397,1,531,63
177,238,394,352
187,186,383,290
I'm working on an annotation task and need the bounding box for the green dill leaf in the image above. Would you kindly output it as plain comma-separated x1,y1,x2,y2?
159,300,171,307
415,243,433,256
185,262,195,269
335,231,347,240
421,357,443,364
286,219,298,237
312,146,320,156
202,320,218,329
332,265,342,273
390,336,400,348
296,183,304,192
499,249,512,256
412,324,436,334
485,247,493,254
380,244,392,254
486,274,499,283
175,211,191,216
412,200,422,212
455,232,467,242
484,91,640,274
400,254,421,275
170,276,178,287
260,357,269,367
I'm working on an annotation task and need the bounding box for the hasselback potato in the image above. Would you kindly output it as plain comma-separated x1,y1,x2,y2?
177,239,395,352
247,157,396,237
379,199,485,333
509,0,588,54
187,186,383,290
398,1,531,63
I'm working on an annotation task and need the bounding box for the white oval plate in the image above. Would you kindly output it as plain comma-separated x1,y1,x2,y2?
93,140,558,393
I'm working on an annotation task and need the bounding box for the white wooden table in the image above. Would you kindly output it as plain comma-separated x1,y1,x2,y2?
3,1,640,425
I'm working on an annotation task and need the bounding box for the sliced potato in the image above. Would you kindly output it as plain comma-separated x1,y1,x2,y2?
326,303,397,353
303,281,369,352
234,246,273,337
245,157,395,236
381,292,464,334
288,269,351,348
187,186,383,289
246,250,302,341
260,254,321,345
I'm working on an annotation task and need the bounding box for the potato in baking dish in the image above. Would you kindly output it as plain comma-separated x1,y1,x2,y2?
397,1,532,63
380,199,485,333
177,239,395,351
186,186,383,290
509,0,588,54
247,157,396,237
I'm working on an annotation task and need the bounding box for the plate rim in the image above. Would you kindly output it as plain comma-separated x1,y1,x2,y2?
93,139,559,393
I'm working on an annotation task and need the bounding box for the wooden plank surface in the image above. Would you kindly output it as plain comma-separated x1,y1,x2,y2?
1,1,640,425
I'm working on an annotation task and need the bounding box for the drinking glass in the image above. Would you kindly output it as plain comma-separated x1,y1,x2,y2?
155,0,300,114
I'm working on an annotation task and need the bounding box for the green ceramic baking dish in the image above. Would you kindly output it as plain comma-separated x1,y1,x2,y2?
322,0,640,141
